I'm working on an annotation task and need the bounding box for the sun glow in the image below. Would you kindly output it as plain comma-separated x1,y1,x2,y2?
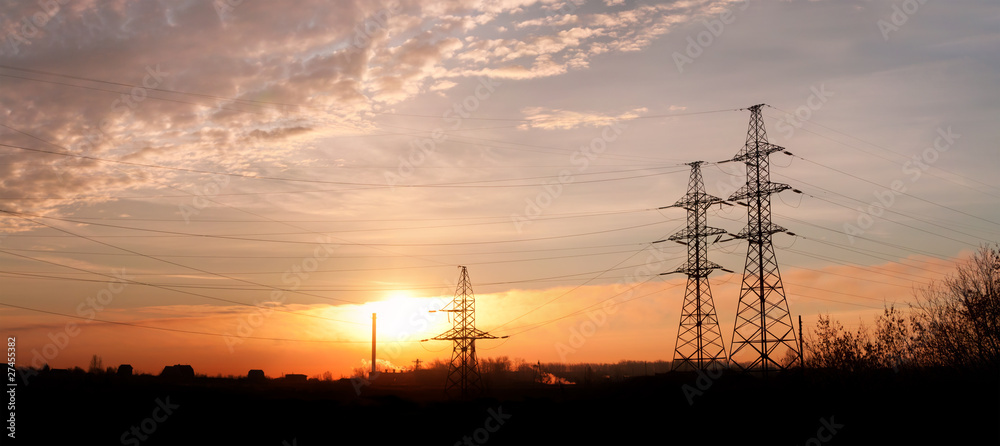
351,292,451,344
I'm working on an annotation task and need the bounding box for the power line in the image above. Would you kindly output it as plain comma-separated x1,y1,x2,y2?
0,258,688,292
787,152,1000,228
0,119,491,272
0,248,366,322
0,72,278,117
0,139,687,188
497,276,674,337
783,247,941,284
0,64,317,111
1,209,674,247
498,267,902,339
782,262,920,291
52,208,653,223
775,172,997,243
1,208,668,238
787,282,901,306
765,105,1000,197
375,107,739,123
487,235,680,332
788,293,886,311
371,120,691,164
0,241,652,259
775,213,958,270
0,211,369,307
0,302,381,343
0,247,654,276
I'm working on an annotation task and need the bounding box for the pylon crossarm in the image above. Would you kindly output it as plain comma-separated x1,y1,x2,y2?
669,226,727,241
728,182,790,202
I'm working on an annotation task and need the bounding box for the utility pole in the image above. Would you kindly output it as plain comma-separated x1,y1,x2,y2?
371,313,377,379
725,104,799,376
412,358,422,371
423,266,507,398
659,161,731,372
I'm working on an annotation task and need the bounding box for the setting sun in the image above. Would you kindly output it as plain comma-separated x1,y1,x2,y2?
353,292,452,348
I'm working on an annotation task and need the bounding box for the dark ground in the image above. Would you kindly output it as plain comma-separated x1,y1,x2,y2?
9,367,1000,445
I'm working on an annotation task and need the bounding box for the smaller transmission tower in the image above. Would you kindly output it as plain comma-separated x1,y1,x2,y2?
423,266,505,397
660,161,731,372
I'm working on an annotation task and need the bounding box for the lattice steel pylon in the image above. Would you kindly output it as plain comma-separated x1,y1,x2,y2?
424,266,505,398
725,104,798,374
660,161,730,372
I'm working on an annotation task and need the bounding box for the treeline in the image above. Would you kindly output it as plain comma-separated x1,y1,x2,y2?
415,356,672,386
805,244,1000,372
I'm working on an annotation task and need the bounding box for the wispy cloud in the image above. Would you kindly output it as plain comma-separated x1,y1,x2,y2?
520,106,648,130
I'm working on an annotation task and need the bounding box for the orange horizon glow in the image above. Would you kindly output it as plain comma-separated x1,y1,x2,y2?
3,252,963,379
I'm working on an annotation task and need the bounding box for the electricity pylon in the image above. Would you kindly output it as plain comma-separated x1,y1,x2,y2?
725,104,798,374
659,161,731,372
423,266,505,397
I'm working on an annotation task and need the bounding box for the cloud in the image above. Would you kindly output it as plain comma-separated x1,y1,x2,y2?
444,1,719,81
0,0,788,225
368,33,465,103
429,79,458,91
519,106,648,130
245,126,312,141
515,14,579,28
454,53,569,79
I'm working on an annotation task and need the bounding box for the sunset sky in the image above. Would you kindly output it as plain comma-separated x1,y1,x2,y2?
1,0,998,379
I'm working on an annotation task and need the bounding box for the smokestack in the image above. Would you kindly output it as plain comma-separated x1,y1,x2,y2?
371,313,377,378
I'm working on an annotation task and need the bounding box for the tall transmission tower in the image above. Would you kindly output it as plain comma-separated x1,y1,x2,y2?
725,104,799,374
423,266,505,397
659,161,731,372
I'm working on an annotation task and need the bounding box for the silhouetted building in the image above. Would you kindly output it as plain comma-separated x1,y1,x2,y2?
117,364,133,377
160,364,195,381
283,373,307,383
247,369,266,381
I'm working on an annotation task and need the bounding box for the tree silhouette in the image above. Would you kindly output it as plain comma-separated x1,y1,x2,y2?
806,244,1000,371
805,313,868,370
911,244,1000,369
88,354,104,374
